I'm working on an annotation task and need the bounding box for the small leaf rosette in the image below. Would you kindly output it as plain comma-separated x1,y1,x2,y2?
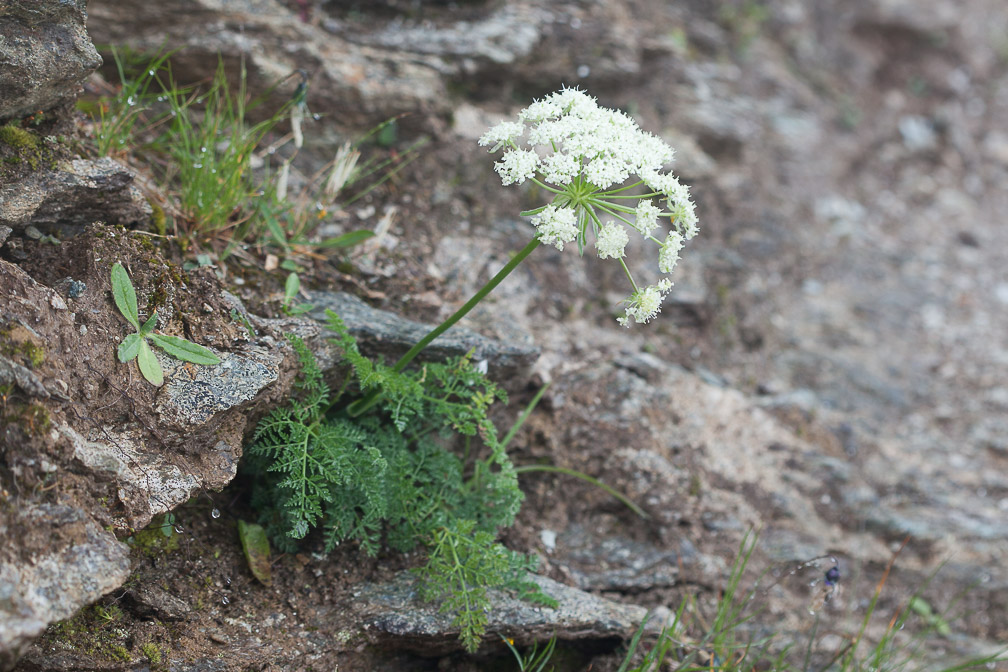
479,87,698,327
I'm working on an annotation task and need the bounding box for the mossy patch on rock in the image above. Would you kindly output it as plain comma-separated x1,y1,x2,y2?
0,122,60,183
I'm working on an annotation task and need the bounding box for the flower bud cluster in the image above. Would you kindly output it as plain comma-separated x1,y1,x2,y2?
479,87,698,326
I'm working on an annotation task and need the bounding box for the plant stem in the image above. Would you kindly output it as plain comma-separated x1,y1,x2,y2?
346,236,542,417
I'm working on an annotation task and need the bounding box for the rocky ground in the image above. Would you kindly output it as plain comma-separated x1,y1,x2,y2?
3,0,1008,670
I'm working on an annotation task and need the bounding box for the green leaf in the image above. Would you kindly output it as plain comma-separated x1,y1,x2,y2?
237,520,272,586
137,339,163,386
312,230,374,249
147,333,221,366
117,333,143,362
139,311,158,337
111,262,140,329
284,272,300,304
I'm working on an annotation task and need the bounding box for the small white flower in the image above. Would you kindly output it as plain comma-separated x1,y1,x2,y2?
633,199,660,236
670,198,699,239
532,204,578,250
595,222,629,259
618,278,673,327
584,155,630,189
540,151,580,185
495,149,539,185
658,231,684,273
479,120,525,151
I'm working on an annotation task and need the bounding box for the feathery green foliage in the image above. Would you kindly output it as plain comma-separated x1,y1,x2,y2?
246,312,554,651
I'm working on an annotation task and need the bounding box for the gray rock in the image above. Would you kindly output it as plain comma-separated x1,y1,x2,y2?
156,345,281,427
307,291,540,382
552,525,679,592
337,4,544,71
354,571,647,655
0,158,152,236
124,583,192,621
0,0,101,121
0,504,130,671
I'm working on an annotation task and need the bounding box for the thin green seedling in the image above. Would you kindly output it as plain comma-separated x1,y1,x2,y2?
281,271,314,316
503,633,557,672
111,262,220,386
616,605,686,672
152,58,291,252
87,46,175,156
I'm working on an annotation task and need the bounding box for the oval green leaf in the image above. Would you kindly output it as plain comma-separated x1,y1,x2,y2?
117,333,143,362
284,271,300,304
147,333,221,366
111,262,140,329
237,520,272,586
137,339,164,386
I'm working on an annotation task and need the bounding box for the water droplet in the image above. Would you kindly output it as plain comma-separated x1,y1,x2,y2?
211,508,221,519
157,96,165,102
200,146,207,153
173,524,183,534
210,169,217,174
312,113,321,121
224,577,231,586
148,69,155,76
267,147,276,155
127,96,136,106
221,596,230,605
193,163,202,169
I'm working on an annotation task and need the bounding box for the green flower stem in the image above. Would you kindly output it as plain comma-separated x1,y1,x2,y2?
346,236,542,417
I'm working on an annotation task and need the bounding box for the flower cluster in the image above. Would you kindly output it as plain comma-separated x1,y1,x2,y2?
479,87,697,327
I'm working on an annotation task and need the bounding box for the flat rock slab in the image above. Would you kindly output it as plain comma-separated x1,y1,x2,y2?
0,158,152,235
308,291,540,382
354,572,647,656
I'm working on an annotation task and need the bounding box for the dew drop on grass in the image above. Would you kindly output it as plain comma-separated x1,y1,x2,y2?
312,113,321,121
211,508,221,519
148,69,155,76
224,577,231,586
200,146,207,153
193,163,203,169
127,96,136,106
221,596,230,605
174,524,184,534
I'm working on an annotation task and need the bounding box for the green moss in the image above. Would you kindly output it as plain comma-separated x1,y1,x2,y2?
43,603,134,663
0,125,39,150
128,514,181,557
3,402,50,436
0,326,45,369
150,201,167,236
141,642,163,664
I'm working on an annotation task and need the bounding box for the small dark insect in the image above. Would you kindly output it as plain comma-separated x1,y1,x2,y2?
824,565,840,587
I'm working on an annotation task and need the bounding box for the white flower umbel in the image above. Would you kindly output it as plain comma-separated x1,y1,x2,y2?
532,204,578,251
480,86,698,326
596,222,629,259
